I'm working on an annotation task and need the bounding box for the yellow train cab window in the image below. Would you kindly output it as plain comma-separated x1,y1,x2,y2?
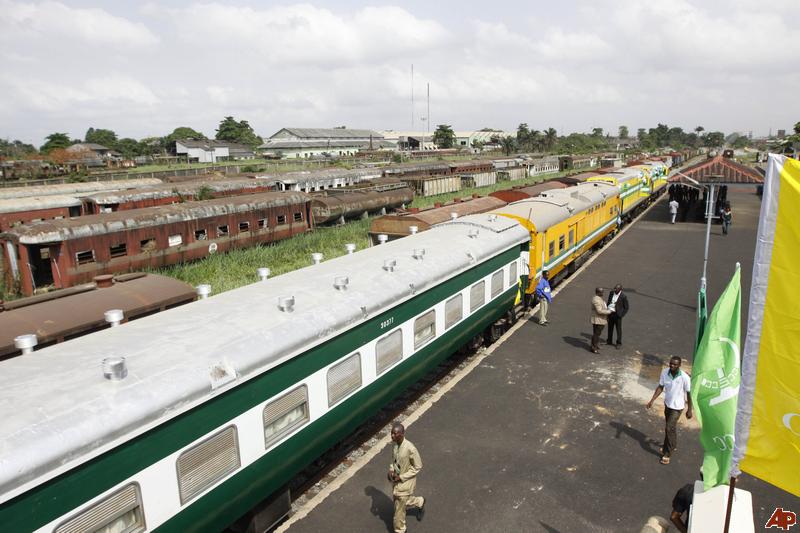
569,229,574,246
548,241,555,257
559,235,565,251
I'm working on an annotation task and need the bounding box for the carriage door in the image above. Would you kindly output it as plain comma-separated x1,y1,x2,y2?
567,224,578,274
26,244,54,288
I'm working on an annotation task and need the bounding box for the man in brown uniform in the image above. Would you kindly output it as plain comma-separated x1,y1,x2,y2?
590,287,612,353
388,422,425,533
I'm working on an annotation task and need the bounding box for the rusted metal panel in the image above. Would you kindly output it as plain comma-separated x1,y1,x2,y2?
310,187,414,224
367,195,507,244
459,171,497,188
400,175,461,197
489,181,568,203
0,273,195,359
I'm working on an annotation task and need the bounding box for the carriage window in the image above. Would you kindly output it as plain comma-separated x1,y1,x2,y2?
239,221,250,232
414,310,436,349
294,212,303,222
445,294,463,329
277,215,287,224
327,353,362,406
548,241,555,257
195,229,208,241
263,385,309,448
258,218,268,229
559,235,565,251
469,281,485,313
140,238,156,252
569,229,575,246
39,247,50,260
76,250,95,265
509,262,517,286
376,329,403,375
55,483,145,533
109,243,127,258
168,234,183,247
217,225,229,237
491,270,504,298
176,426,240,504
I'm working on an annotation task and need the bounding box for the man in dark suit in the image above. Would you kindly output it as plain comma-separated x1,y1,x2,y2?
606,284,629,348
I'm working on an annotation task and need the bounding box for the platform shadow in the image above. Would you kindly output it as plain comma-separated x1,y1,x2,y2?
563,336,590,350
538,521,562,533
364,485,394,532
609,421,661,458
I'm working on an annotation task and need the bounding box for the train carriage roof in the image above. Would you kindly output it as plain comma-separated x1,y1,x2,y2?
0,179,163,201
1,191,310,244
0,195,82,214
83,178,270,204
490,181,618,231
0,214,529,502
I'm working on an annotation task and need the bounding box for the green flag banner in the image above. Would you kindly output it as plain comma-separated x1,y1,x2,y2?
691,265,741,490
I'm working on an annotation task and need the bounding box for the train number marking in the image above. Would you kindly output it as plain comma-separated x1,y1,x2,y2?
380,317,395,329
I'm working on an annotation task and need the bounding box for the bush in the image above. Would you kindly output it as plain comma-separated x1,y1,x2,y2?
391,153,403,163
240,164,261,173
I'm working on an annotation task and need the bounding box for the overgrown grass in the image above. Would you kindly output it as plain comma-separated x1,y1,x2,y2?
151,219,372,292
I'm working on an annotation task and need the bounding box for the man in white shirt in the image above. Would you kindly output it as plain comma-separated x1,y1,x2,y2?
646,356,693,464
669,199,680,224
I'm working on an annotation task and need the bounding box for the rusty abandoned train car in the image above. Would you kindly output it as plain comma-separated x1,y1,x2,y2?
310,185,414,225
0,273,196,360
0,196,85,232
1,191,310,295
82,178,275,213
367,195,507,245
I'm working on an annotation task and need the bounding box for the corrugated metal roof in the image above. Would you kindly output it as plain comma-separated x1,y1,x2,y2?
2,191,310,243
271,128,383,140
669,155,763,184
259,139,390,149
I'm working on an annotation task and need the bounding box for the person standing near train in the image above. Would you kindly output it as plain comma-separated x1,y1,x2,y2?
535,271,552,325
606,284,629,348
388,423,425,533
669,198,680,224
721,204,732,235
590,287,612,353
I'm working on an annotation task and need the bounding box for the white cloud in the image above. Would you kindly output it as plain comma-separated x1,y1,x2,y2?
7,75,160,112
0,0,159,48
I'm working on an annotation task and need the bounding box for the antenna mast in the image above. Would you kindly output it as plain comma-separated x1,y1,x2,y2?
411,64,415,131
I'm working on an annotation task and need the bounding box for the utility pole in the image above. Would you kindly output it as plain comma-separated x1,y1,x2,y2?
411,64,414,131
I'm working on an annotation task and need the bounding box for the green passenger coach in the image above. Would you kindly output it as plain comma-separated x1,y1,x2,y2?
0,213,529,532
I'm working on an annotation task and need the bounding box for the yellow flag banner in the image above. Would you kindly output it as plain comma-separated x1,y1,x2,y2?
731,154,800,497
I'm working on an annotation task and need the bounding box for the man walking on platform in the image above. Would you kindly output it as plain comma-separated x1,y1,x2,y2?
669,198,679,224
388,423,425,533
606,284,629,348
646,356,693,464
590,287,612,353
535,270,552,325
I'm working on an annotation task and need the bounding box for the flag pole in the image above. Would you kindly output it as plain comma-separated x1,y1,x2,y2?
722,476,737,533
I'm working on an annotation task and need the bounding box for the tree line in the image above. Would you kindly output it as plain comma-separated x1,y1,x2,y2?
0,116,263,161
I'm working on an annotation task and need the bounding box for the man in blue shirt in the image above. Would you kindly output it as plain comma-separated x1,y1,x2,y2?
535,271,552,326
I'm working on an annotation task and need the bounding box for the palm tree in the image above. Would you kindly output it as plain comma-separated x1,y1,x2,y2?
544,128,558,151
501,136,517,156
529,130,541,152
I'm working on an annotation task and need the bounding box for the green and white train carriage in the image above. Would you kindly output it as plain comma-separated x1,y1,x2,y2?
0,214,529,532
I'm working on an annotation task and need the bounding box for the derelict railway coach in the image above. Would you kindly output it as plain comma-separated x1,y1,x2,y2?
1,191,311,296
0,213,529,532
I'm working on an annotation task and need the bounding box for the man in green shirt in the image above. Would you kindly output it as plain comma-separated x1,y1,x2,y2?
388,422,426,533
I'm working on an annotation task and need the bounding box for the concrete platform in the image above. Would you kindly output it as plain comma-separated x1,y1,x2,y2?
284,191,798,532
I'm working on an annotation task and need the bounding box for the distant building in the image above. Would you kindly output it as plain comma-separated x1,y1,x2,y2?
381,130,508,151
258,128,387,159
66,143,121,167
174,140,230,163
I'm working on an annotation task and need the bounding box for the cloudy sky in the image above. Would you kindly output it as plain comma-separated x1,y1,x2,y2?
1,0,797,146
